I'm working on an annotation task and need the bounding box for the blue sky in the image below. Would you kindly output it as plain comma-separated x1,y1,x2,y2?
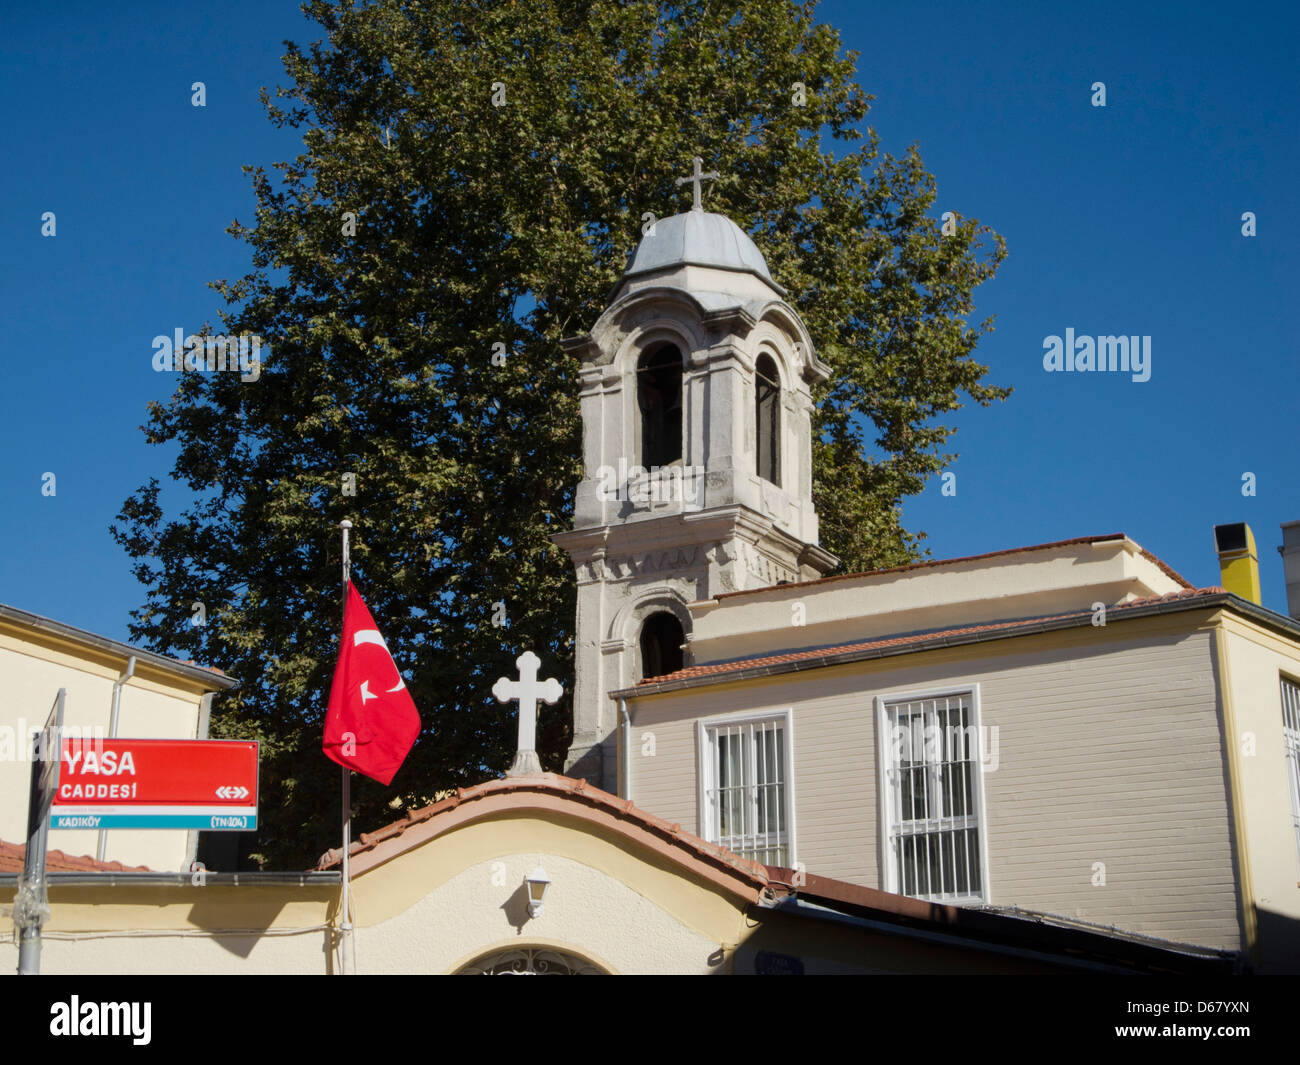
1,0,1296,645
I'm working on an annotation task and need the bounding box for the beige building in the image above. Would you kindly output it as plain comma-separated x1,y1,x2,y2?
0,774,1235,975
0,603,237,871
611,532,1300,973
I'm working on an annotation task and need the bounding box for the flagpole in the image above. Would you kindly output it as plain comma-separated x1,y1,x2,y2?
338,519,354,976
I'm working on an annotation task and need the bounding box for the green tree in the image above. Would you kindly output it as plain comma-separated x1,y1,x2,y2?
112,0,1007,869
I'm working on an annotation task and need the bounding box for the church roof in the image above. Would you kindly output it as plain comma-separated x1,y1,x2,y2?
313,771,1233,973
315,771,771,902
626,586,1244,691
623,209,777,288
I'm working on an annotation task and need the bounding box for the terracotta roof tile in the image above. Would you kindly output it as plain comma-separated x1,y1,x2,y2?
0,838,151,874
642,587,1228,685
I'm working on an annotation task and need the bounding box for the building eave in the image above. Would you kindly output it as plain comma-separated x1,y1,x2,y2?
762,872,1239,974
617,590,1300,697
0,602,239,691
0,870,340,888
707,533,1194,602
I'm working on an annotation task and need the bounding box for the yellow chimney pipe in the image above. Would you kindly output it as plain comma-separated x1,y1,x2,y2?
1214,523,1262,604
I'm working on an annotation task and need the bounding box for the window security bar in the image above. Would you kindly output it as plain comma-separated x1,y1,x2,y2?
707,718,787,866
1281,678,1300,866
885,695,983,902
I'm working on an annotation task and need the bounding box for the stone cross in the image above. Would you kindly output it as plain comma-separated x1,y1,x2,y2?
676,156,719,212
493,650,563,776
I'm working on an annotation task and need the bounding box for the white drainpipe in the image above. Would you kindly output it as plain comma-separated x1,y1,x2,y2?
96,656,135,862
619,698,631,802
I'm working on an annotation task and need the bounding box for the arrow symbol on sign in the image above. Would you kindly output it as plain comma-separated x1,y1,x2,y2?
215,786,250,800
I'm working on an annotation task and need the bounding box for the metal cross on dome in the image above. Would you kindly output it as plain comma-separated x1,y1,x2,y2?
493,650,563,777
676,156,719,212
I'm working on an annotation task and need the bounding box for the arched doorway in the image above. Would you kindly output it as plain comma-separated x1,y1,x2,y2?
456,946,608,975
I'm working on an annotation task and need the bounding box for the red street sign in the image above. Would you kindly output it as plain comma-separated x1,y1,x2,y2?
50,739,258,831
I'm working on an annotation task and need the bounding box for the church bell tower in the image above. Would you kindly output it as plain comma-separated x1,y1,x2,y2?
554,164,837,789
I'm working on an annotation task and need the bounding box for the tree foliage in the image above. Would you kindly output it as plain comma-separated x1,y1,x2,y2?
112,0,1007,869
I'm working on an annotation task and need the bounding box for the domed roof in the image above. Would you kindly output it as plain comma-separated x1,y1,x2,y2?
623,209,776,286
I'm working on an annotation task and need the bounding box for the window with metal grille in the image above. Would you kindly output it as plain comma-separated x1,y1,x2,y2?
699,713,793,867
879,691,987,903
1282,677,1300,866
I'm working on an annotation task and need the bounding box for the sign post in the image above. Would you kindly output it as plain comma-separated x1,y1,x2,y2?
16,688,66,976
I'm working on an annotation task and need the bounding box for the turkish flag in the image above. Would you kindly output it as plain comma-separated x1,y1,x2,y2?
323,582,420,785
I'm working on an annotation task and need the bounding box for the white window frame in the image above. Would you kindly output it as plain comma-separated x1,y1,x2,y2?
697,709,796,868
876,685,990,905
1281,676,1300,868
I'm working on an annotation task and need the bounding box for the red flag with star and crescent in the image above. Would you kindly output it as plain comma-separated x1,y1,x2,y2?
323,582,421,786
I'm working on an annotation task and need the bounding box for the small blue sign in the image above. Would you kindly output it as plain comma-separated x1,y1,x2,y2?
50,812,257,831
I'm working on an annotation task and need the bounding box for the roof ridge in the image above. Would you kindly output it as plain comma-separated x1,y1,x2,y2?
313,772,771,887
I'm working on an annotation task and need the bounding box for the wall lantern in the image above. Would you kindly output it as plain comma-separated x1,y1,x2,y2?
525,864,550,918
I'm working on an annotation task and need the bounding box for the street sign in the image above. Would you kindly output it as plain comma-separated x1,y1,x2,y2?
50,738,258,831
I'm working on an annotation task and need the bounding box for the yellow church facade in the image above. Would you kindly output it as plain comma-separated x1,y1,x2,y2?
2,773,1236,975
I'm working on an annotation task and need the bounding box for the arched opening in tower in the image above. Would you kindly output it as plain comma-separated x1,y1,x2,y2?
639,611,685,680
755,353,781,486
637,344,683,469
